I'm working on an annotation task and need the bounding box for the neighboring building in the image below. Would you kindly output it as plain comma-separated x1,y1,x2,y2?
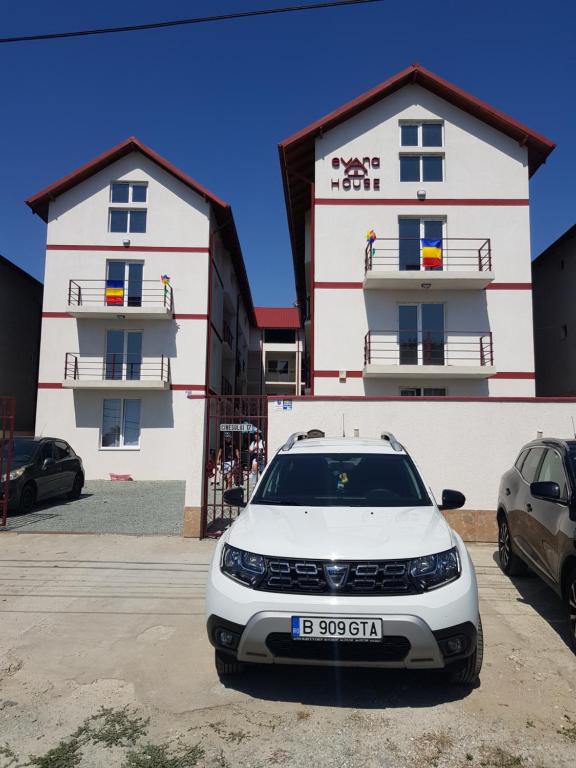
0,256,43,433
26,137,256,489
279,64,555,397
532,224,576,396
251,307,305,396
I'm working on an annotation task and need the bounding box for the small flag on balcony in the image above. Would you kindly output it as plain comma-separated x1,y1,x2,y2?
421,238,443,268
105,279,124,306
161,275,171,285
366,230,377,245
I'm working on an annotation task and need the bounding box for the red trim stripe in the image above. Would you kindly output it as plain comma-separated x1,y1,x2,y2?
315,282,363,289
46,244,209,253
170,384,206,391
314,370,363,378
173,313,208,320
266,395,573,403
42,312,71,318
490,372,535,379
38,383,63,389
486,283,532,290
313,370,535,380
315,198,529,207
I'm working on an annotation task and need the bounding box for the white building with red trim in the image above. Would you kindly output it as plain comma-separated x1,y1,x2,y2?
279,64,555,398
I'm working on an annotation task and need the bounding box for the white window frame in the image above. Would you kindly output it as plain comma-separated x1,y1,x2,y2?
398,301,446,366
99,398,142,450
399,153,445,182
110,181,148,204
108,209,147,234
399,121,444,148
399,386,448,397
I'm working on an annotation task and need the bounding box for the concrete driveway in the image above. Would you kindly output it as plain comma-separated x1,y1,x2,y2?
2,480,185,535
0,535,575,768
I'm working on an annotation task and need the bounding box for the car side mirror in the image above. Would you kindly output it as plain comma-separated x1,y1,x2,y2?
530,481,561,502
223,487,246,508
439,489,466,511
42,457,55,471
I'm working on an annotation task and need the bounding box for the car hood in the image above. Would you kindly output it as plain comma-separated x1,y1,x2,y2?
227,503,454,560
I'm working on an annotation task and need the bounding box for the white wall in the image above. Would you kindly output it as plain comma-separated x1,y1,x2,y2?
267,399,576,511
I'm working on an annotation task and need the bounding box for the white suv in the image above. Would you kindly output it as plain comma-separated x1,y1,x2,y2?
206,430,483,685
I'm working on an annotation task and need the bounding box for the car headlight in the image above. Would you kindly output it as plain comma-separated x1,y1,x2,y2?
221,545,265,587
410,547,461,590
0,467,26,482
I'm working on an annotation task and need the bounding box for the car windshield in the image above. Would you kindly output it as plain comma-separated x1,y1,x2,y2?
251,452,431,507
1,439,39,464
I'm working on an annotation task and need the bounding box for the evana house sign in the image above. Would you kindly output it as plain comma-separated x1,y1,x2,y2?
330,156,381,192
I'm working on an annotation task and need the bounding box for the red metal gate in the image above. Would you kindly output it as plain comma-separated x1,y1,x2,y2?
0,397,15,527
202,396,267,538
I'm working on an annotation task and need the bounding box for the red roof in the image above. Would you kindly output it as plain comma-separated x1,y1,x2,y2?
278,63,556,311
255,307,301,329
25,137,255,323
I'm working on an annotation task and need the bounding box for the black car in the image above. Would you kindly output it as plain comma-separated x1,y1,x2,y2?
2,437,85,514
497,438,576,651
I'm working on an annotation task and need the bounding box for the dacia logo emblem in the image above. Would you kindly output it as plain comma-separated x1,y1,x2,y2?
324,564,349,589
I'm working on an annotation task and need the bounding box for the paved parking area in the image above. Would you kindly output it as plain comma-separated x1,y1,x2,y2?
0,535,575,768
2,480,185,535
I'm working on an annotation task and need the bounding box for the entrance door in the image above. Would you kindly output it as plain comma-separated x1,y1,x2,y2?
106,261,143,307
399,304,445,365
399,219,444,271
105,330,143,380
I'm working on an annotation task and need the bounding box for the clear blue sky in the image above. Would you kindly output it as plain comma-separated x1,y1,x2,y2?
1,0,574,306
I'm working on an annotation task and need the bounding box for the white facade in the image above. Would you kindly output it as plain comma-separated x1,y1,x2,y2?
289,81,543,398
32,143,255,499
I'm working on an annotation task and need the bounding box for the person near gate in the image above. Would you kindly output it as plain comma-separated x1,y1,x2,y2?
249,430,266,484
217,433,240,491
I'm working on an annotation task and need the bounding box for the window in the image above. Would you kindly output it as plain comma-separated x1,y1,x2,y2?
400,122,443,147
110,182,147,203
105,330,143,381
514,449,529,472
400,387,447,397
400,154,444,182
399,304,445,365
520,447,546,483
106,261,144,307
398,218,444,271
251,452,431,507
263,329,297,344
267,359,289,374
53,441,72,460
109,209,147,233
101,399,141,448
109,182,147,233
537,449,568,499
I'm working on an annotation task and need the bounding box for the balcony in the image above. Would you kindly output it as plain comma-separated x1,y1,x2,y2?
363,330,495,378
364,238,494,290
63,353,171,390
67,280,173,319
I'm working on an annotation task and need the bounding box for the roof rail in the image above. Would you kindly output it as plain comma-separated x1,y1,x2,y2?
381,431,403,452
282,429,326,451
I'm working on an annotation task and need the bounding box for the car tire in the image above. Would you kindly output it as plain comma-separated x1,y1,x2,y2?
68,473,84,500
215,650,244,677
565,568,576,654
448,617,484,686
498,515,528,576
18,483,36,515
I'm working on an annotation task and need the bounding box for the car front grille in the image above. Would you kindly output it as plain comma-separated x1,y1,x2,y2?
265,633,411,662
255,557,419,596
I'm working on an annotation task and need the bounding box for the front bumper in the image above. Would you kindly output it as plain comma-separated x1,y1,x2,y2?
206,536,480,669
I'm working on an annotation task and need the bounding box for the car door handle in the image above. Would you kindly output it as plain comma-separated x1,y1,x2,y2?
526,503,533,512
505,488,511,496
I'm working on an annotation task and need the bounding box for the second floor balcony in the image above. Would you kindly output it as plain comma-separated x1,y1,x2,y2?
67,280,173,319
364,330,495,378
63,353,171,390
364,238,494,290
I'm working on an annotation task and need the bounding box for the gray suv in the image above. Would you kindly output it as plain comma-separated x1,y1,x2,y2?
497,438,576,652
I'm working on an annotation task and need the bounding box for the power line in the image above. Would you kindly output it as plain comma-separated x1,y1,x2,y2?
0,0,385,45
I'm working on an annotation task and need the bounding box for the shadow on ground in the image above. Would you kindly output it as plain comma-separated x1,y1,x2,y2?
221,664,474,708
491,550,571,651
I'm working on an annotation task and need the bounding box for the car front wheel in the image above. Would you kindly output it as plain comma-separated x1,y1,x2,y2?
18,483,36,515
566,568,576,653
448,618,484,686
498,515,527,576
68,473,83,500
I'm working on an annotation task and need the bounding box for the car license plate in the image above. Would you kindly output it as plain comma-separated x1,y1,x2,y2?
291,616,383,642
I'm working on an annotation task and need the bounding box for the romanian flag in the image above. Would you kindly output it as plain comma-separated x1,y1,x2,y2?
105,279,124,306
421,238,443,268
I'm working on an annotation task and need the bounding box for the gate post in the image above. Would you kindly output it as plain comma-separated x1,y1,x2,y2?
0,397,16,527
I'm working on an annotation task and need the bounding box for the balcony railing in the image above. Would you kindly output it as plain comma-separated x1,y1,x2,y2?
364,330,494,367
265,370,298,383
64,353,171,382
365,238,492,273
68,280,173,311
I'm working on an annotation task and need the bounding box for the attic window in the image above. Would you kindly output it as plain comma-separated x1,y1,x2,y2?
111,182,147,203
400,122,443,147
